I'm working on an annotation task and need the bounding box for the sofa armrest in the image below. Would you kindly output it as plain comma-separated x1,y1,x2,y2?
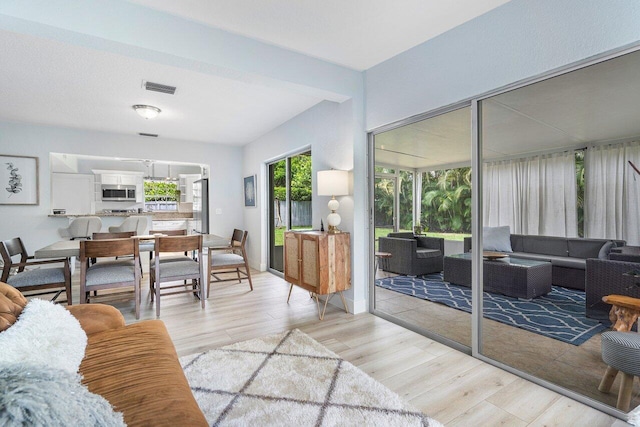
66,304,125,335
416,236,444,252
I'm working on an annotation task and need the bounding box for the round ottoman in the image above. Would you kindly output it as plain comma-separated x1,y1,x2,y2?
599,331,640,411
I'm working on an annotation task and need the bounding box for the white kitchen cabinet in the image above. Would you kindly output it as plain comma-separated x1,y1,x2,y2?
99,173,140,186
151,220,187,231
52,173,95,214
179,174,201,203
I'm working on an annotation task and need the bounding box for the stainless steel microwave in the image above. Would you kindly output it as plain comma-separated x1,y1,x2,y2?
102,185,136,201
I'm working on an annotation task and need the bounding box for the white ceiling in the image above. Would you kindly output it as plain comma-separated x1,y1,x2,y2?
0,1,510,145
126,0,511,71
375,49,640,170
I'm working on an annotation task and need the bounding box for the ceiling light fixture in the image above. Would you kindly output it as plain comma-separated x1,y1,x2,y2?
132,104,161,119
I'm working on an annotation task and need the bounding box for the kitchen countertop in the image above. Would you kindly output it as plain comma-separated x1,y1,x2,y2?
48,212,193,219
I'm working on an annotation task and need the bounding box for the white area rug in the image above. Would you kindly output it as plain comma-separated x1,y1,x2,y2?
180,329,442,426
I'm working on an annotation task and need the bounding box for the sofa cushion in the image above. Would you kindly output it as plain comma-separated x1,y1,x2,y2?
483,226,513,252
80,320,208,426
387,232,415,239
522,236,568,257
598,241,617,259
0,363,125,427
567,238,607,259
510,234,524,252
511,252,552,262
0,299,87,374
552,257,586,270
416,249,442,259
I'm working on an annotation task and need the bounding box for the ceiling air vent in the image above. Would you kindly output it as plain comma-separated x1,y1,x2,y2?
143,81,176,95
138,132,158,138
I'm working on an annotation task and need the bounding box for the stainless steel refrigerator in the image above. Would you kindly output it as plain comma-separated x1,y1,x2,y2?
192,178,209,234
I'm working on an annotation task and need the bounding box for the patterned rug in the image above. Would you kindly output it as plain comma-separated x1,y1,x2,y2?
376,273,607,345
180,329,442,426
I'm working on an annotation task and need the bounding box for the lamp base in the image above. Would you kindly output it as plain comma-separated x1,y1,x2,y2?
327,225,342,234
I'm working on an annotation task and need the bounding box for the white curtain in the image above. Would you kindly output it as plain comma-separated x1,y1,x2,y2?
483,151,577,237
584,141,640,245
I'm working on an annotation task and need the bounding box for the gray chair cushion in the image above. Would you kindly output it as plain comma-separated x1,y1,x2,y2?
416,249,442,259
158,255,194,264
156,260,200,279
211,253,245,267
7,268,66,287
601,331,640,377
86,264,136,286
551,257,586,270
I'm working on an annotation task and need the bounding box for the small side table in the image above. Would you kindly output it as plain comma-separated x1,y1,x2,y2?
602,294,640,332
375,251,392,277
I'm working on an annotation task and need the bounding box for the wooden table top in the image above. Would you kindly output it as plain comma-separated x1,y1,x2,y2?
602,294,640,311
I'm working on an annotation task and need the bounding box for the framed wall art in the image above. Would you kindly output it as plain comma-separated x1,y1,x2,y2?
0,155,39,205
244,174,256,207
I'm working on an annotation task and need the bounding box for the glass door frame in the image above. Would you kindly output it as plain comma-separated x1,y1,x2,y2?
266,148,312,276
368,41,640,419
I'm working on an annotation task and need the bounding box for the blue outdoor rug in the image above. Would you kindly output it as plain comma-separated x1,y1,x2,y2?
376,273,607,345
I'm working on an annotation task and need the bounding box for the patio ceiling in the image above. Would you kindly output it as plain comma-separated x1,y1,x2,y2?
375,49,640,171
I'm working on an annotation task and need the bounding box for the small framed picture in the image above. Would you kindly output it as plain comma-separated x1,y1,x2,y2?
244,175,256,207
0,155,39,205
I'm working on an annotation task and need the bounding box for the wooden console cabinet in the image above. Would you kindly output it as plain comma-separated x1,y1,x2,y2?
284,231,351,319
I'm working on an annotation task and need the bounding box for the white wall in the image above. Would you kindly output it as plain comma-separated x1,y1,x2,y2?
0,121,243,253
243,100,366,312
365,0,640,130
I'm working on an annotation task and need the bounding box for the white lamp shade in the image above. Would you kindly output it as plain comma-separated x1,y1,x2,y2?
317,170,349,196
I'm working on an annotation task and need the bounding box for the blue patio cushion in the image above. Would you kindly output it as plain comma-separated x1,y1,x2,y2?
157,260,199,279
416,249,441,259
211,253,245,267
521,236,568,257
86,264,136,286
7,268,66,288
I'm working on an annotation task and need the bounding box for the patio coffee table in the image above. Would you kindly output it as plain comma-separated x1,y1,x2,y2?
443,252,552,299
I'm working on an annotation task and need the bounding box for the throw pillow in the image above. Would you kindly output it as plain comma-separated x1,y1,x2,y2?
598,240,617,259
0,299,87,374
483,226,513,252
0,363,125,427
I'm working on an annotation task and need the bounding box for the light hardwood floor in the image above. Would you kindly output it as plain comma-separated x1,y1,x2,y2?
73,267,629,426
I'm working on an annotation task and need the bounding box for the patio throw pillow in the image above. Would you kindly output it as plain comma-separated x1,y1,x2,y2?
483,226,513,252
0,299,87,374
0,363,125,427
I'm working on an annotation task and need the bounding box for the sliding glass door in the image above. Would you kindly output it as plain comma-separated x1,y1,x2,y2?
370,44,640,418
268,151,312,273
371,105,472,349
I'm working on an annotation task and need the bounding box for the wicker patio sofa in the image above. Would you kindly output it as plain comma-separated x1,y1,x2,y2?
585,258,640,324
378,232,444,276
464,234,625,290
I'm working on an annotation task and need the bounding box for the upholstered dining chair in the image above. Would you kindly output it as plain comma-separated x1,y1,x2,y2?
149,235,203,317
58,216,102,240
108,216,149,236
207,229,253,297
0,237,72,304
148,229,187,261
79,238,141,319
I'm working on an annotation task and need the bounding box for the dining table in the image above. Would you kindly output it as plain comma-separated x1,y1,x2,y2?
34,234,230,259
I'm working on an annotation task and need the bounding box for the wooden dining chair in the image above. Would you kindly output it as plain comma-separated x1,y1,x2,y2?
79,238,141,319
207,229,253,297
0,237,72,304
148,229,188,261
149,235,203,317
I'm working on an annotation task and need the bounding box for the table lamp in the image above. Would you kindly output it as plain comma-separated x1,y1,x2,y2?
317,170,349,233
